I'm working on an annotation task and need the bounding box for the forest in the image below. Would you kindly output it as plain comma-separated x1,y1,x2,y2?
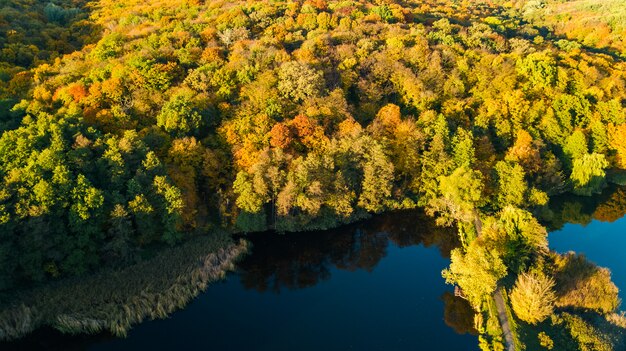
1,0,626,350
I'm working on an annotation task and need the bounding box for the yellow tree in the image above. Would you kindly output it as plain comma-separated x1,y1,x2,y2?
505,130,541,174
608,123,626,169
427,166,484,227
442,240,507,309
166,137,205,229
510,272,556,324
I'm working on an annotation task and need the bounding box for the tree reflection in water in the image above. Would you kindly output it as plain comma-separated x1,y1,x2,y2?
238,210,460,293
238,209,477,337
441,292,478,335
542,185,626,231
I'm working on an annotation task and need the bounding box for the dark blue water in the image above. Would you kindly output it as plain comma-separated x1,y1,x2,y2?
90,244,476,351
549,215,626,301
4,211,478,350
86,212,478,351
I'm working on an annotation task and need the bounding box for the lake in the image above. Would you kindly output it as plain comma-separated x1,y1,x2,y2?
3,211,479,350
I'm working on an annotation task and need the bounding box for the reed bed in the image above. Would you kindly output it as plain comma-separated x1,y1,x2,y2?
0,233,249,341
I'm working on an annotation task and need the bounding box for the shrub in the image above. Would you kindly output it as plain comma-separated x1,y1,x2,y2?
554,253,620,313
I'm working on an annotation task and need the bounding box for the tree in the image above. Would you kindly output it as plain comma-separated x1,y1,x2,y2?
269,123,293,149
482,207,548,274
43,3,80,24
494,161,527,208
369,104,402,139
153,175,184,245
563,130,588,170
283,153,329,217
166,137,205,228
442,241,507,308
358,141,394,213
452,128,475,168
233,148,288,228
92,33,125,60
428,166,484,226
4,0,626,309
510,272,556,324
277,61,325,102
233,170,267,214
419,114,454,207
516,51,557,90
221,113,273,170
608,123,626,169
369,104,423,192
104,204,135,263
371,5,395,23
70,174,104,222
554,253,620,313
333,133,394,213
570,153,608,196
157,89,203,136
289,114,328,151
506,130,541,173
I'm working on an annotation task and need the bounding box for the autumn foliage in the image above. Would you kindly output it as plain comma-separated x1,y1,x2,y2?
1,0,626,299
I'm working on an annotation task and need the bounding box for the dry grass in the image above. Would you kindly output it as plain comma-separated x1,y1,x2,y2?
0,232,248,341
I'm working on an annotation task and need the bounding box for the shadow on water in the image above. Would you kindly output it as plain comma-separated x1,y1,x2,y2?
540,184,626,231
238,210,461,293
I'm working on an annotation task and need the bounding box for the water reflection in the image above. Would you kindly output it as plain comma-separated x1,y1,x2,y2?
238,210,460,293
2,210,475,350
442,292,478,335
542,185,626,231
592,187,626,223
4,186,626,350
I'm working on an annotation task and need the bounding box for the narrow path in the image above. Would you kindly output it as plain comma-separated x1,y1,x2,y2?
493,288,516,351
474,215,516,351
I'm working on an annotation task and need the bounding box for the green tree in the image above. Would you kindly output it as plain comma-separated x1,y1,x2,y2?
157,89,203,136
104,204,135,263
233,170,267,214
452,128,476,168
428,166,484,226
358,141,394,213
516,51,557,90
419,114,454,207
494,161,527,208
482,207,548,274
277,61,325,102
442,241,507,308
153,175,184,245
570,153,609,196
563,130,588,170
